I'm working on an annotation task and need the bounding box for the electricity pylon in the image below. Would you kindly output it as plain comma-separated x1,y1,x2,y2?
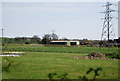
101,2,117,47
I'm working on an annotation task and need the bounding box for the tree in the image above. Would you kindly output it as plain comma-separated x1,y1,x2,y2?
51,33,58,40
42,34,51,44
32,35,39,39
14,37,28,44
42,32,59,44
30,35,41,44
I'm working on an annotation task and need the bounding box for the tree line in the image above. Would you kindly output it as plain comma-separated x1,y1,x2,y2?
2,33,58,44
1,33,120,47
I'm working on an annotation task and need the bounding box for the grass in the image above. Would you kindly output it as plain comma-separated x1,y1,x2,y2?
2,52,119,79
2,44,119,54
2,44,119,79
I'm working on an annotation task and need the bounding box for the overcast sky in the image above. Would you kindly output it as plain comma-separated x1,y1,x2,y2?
1,1,118,40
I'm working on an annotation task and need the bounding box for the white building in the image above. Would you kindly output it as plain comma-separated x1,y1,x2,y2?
50,40,80,46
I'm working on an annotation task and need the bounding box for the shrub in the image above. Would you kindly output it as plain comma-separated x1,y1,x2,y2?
105,50,120,59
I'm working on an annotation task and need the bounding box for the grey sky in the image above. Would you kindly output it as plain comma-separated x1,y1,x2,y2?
1,2,118,40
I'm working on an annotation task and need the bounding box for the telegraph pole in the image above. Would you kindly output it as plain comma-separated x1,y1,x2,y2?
101,2,117,47
1,29,4,45
1,29,4,38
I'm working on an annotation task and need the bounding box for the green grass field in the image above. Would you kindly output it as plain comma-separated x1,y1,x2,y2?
3,44,118,54
2,44,119,79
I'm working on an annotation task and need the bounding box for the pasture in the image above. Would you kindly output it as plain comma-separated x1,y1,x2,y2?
2,44,118,53
2,44,119,79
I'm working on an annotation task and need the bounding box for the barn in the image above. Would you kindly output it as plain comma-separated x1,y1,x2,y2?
50,40,80,46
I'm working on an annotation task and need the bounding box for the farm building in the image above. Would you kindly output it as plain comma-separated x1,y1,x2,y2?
50,40,80,46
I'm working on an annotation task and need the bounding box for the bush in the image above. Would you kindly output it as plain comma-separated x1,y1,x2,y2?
48,67,103,81
105,50,120,59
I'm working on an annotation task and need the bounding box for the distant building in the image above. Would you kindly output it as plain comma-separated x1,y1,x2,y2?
50,40,80,46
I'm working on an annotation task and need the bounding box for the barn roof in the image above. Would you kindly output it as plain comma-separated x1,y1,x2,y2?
51,40,79,42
